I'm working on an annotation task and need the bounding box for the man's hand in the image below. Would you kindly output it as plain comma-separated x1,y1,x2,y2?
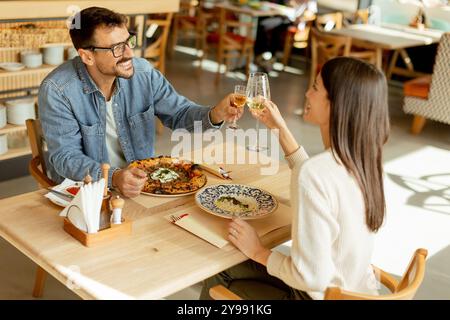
210,94,245,125
112,167,147,198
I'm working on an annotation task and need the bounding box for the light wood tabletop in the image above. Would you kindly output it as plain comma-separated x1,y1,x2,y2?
0,143,293,299
328,23,444,72
213,1,285,18
329,23,443,50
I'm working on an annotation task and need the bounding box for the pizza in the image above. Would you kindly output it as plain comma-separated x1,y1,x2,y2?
128,156,207,195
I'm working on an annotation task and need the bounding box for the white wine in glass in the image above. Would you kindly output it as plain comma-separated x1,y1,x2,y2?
227,85,247,130
246,72,270,152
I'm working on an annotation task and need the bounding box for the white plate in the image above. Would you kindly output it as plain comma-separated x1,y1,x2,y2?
195,184,278,220
45,180,82,207
0,62,25,72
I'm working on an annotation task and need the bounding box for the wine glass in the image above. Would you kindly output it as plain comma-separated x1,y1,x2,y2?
227,85,247,130
246,72,270,152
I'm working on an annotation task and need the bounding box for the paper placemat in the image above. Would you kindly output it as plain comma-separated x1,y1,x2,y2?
164,202,292,248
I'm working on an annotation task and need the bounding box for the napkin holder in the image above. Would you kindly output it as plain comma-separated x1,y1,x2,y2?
63,217,132,247
62,164,132,247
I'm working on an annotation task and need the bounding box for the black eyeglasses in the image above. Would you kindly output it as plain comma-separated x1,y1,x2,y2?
83,33,137,58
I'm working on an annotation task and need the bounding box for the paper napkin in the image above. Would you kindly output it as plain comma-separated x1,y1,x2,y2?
59,179,105,234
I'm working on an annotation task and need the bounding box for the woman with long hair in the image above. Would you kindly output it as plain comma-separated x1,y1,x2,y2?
201,57,390,300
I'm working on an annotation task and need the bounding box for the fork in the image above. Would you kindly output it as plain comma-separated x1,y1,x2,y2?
170,214,189,223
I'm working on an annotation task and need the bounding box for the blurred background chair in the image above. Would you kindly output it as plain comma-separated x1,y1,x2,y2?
144,13,173,76
281,14,316,68
200,7,254,83
309,27,351,88
315,12,343,32
143,13,173,135
403,33,450,134
169,0,204,57
26,118,55,298
209,248,428,300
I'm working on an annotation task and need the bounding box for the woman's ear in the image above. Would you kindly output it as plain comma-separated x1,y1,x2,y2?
78,49,95,66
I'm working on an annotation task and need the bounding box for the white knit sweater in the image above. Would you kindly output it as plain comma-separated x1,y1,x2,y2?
267,147,379,300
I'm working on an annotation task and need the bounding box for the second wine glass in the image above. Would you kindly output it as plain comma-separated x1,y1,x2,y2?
246,72,270,152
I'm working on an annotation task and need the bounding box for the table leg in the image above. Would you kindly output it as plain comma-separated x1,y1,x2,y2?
376,47,382,70
32,266,47,298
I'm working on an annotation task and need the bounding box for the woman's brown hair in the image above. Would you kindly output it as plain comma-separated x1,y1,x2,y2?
321,57,390,232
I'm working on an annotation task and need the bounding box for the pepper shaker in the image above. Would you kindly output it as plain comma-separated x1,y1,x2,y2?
110,196,125,225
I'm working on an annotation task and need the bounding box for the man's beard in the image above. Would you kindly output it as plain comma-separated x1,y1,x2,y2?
115,57,134,79
98,57,135,79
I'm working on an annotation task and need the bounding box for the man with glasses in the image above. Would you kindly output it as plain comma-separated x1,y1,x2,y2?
38,7,242,198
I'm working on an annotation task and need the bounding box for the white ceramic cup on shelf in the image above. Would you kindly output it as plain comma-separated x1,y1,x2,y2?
6,98,36,125
0,104,6,129
43,44,65,65
0,134,8,155
20,50,43,68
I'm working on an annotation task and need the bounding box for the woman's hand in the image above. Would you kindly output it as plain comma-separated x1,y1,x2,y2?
228,217,271,266
251,100,287,130
251,100,300,156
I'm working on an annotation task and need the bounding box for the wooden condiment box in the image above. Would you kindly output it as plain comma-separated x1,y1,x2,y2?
63,218,132,247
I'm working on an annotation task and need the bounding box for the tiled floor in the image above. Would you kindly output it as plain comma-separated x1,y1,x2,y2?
0,47,449,300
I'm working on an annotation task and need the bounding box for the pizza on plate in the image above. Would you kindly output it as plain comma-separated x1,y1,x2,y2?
128,156,207,195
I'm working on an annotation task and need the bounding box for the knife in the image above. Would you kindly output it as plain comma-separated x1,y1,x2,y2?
196,164,232,180
45,188,74,201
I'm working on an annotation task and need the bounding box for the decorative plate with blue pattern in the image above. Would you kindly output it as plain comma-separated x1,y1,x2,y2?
195,184,278,219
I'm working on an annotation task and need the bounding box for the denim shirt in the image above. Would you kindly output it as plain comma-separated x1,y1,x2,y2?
38,57,220,186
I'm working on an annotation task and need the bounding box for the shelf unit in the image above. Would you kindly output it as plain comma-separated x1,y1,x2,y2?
0,146,31,161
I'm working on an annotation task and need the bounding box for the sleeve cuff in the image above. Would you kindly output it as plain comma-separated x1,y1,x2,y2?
206,107,224,129
285,146,309,169
266,250,287,278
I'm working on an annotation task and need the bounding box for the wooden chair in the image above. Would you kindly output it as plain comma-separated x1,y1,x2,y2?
200,7,254,83
144,13,173,76
309,27,351,88
143,13,173,135
281,14,316,68
315,12,343,32
209,248,428,300
25,118,56,298
403,33,450,134
26,119,55,189
168,0,204,57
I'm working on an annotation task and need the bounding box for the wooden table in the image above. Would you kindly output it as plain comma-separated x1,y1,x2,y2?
213,1,285,18
0,144,293,299
328,23,444,77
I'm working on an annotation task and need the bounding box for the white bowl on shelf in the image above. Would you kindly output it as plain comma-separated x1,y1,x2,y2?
42,44,65,65
6,98,36,125
0,104,6,129
0,62,25,72
21,50,43,68
0,134,8,155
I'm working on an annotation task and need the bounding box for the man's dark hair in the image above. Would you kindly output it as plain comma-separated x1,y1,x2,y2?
69,7,128,49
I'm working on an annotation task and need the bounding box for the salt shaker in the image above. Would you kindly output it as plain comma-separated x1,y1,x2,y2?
110,196,125,225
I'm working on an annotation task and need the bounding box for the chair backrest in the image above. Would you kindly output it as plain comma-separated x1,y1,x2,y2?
324,248,428,300
352,8,369,24
144,12,174,75
25,118,55,188
315,12,343,32
309,27,351,86
217,8,254,49
428,33,450,108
